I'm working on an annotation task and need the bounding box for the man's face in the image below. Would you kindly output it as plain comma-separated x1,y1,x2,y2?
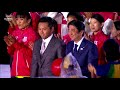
38,22,53,39
68,25,82,42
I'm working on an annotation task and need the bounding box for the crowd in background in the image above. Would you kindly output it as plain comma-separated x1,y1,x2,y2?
1,12,120,78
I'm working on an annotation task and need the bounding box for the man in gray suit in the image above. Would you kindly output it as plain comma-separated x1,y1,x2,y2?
30,17,66,78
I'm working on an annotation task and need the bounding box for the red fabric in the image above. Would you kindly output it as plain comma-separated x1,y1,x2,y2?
117,16,120,20
12,12,17,16
63,34,71,44
8,12,40,35
62,16,67,24
93,12,115,21
30,12,40,31
55,13,67,38
8,26,16,35
7,45,15,55
9,26,38,77
57,24,61,34
90,30,109,65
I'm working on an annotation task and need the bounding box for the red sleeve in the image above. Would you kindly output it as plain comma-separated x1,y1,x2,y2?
7,45,15,55
30,12,40,31
8,26,15,35
63,34,71,44
7,41,27,55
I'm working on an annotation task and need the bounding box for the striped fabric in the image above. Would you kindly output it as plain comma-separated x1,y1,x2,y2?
108,64,120,78
55,13,67,39
96,61,120,78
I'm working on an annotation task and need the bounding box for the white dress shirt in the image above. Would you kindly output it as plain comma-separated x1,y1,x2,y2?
40,34,53,54
73,37,84,51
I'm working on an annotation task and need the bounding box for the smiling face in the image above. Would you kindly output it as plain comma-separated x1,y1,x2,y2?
68,25,83,43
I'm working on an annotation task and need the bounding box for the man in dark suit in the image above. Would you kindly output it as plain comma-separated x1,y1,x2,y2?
30,17,66,78
66,20,98,78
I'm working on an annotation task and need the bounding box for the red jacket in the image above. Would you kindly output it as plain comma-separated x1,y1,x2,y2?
90,30,109,65
8,26,39,77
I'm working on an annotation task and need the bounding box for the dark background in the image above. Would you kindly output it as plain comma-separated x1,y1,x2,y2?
0,12,10,64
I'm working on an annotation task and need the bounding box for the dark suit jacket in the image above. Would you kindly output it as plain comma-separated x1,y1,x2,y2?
30,36,66,78
66,38,98,77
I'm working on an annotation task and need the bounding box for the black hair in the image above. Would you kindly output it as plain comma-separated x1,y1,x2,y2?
68,20,85,32
91,14,104,24
38,16,55,30
52,18,58,34
114,20,120,31
67,12,84,22
103,39,120,61
16,11,31,20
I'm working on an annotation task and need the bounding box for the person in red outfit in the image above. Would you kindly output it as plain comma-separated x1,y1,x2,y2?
89,14,109,65
4,12,39,78
4,12,40,68
6,12,40,34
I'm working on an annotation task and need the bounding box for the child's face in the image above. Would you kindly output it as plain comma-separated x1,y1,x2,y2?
16,17,30,29
89,18,103,33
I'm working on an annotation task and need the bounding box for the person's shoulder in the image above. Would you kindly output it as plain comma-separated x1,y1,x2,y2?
66,40,74,47
34,38,41,44
27,26,36,32
84,38,93,44
84,38,97,47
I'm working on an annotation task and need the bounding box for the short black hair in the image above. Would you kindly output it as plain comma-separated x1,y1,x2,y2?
52,18,58,34
91,14,104,23
114,20,120,31
38,16,55,29
68,20,85,32
67,12,84,22
16,11,31,20
103,39,120,61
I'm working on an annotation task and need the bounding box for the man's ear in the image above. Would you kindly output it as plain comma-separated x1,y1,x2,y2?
51,27,55,33
101,22,104,28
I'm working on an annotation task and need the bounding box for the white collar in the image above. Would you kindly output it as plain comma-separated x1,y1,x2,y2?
42,34,53,48
74,37,84,50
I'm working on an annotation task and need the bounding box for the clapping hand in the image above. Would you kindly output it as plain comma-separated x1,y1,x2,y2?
4,35,16,46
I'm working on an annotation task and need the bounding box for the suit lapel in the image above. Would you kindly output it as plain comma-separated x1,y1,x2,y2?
36,39,42,64
78,38,87,54
40,36,56,65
